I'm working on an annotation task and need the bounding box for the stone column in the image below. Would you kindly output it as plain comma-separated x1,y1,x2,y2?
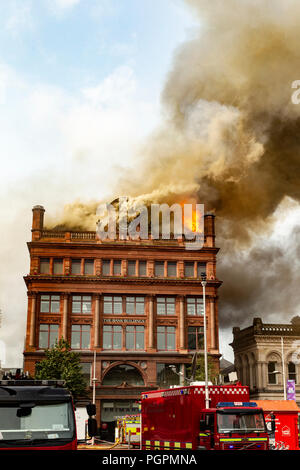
148,295,154,349
62,293,69,340
178,296,185,350
210,299,216,350
94,294,100,348
29,293,37,347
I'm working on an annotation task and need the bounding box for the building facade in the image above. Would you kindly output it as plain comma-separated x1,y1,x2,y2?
231,318,300,404
23,205,222,431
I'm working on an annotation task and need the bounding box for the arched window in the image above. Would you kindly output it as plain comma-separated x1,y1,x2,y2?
268,361,278,384
288,362,297,383
102,364,144,386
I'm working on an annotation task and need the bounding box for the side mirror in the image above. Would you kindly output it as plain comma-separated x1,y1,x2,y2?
199,420,206,432
88,417,98,437
86,403,96,417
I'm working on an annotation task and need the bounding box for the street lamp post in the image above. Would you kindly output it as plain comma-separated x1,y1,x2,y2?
201,272,210,409
281,337,287,400
91,350,97,445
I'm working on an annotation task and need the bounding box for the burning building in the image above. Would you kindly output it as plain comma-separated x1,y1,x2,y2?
23,204,222,436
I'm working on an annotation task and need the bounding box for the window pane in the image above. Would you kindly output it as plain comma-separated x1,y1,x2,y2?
40,258,50,274
49,326,58,347
113,329,122,349
82,327,90,349
197,263,207,278
167,262,177,277
157,298,166,315
82,297,91,313
72,300,81,314
113,297,123,314
102,260,110,275
71,259,81,274
84,260,94,275
53,259,63,275
128,261,136,276
184,262,194,277
103,297,112,314
155,261,164,277
157,330,165,350
103,331,112,349
139,261,146,276
167,328,175,350
136,329,144,349
166,298,175,315
39,326,48,349
136,299,145,315
188,327,196,349
126,330,134,350
126,298,135,315
50,296,60,313
40,296,50,313
113,260,121,275
71,331,81,349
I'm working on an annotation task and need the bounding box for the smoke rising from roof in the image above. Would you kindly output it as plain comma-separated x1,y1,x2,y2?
47,0,300,336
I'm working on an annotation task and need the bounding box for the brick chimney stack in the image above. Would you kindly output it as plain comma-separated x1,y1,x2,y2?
204,213,215,247
32,205,45,241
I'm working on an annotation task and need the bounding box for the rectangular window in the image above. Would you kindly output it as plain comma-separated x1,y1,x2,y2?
126,326,144,350
84,259,94,275
155,261,165,277
184,261,194,278
268,362,277,384
103,325,122,350
157,297,176,315
128,260,136,276
40,258,50,274
157,364,180,387
197,262,207,278
39,324,59,349
126,297,145,315
103,296,123,315
81,363,92,386
157,326,176,351
138,261,147,276
71,259,81,275
102,260,111,276
288,362,297,383
71,324,90,349
167,262,177,277
113,260,122,275
53,258,63,275
188,327,204,350
187,297,204,316
72,295,92,314
40,295,60,313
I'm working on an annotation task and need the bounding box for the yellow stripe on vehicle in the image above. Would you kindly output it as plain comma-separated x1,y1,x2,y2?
154,441,160,449
174,442,181,448
186,443,192,449
248,438,268,441
164,442,170,448
220,438,242,442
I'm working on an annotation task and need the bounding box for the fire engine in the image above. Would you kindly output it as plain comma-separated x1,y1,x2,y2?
115,415,141,447
141,383,273,450
0,380,97,450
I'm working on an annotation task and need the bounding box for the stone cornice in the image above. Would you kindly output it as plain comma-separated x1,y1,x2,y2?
24,274,222,288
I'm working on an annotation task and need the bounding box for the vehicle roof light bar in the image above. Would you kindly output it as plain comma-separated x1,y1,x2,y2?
216,402,258,408
0,380,66,387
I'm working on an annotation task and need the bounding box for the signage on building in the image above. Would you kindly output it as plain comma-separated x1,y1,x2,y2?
287,380,296,400
103,318,145,324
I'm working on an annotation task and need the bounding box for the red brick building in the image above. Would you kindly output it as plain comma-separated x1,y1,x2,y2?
23,205,222,432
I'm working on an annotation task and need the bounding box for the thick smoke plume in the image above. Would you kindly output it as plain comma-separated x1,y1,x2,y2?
48,0,300,334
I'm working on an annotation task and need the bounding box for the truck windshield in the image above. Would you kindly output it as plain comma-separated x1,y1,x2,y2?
217,410,266,433
0,402,75,442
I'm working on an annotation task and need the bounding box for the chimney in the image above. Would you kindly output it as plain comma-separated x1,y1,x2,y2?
204,213,215,247
32,205,45,241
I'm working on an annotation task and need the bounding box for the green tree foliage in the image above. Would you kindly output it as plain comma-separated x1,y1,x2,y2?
35,339,88,399
185,354,219,384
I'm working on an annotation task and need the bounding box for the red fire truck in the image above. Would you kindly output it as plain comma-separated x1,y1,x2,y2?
0,380,97,450
141,384,271,450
